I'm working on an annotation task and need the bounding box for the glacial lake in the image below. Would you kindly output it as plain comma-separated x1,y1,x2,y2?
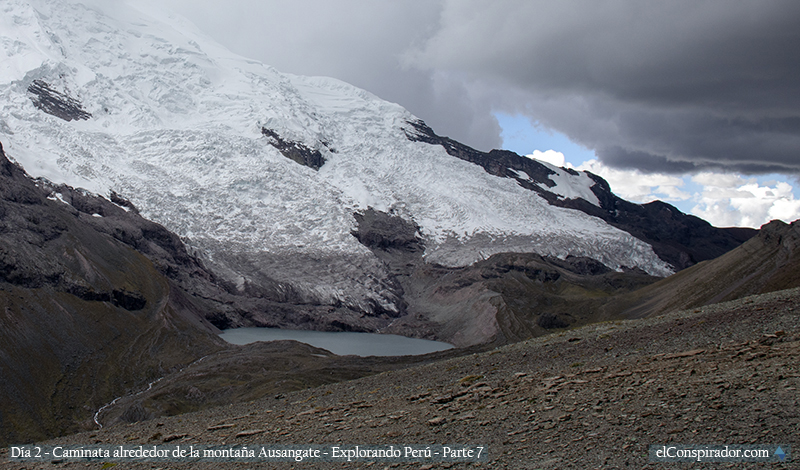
219,327,454,357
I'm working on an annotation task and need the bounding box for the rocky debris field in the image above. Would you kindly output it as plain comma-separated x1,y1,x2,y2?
3,288,798,469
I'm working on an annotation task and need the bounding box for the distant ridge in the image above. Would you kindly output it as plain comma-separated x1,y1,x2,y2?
607,218,800,319
405,118,756,270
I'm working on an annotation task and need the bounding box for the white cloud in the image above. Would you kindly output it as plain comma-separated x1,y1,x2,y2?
691,175,800,228
691,172,746,189
525,149,565,167
574,159,690,203
532,158,800,229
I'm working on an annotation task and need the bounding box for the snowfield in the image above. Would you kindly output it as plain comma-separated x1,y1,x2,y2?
0,0,673,309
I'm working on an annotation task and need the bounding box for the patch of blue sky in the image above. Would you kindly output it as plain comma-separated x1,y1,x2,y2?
494,112,800,223
495,112,596,163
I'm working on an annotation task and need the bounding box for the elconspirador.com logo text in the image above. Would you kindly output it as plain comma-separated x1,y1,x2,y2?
649,444,790,463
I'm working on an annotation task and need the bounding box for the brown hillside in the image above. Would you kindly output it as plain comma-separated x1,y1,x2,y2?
605,219,800,320
5,287,796,469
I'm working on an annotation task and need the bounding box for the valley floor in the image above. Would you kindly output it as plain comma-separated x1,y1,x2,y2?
3,288,798,469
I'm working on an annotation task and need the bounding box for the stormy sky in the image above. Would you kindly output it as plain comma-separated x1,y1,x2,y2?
158,0,800,226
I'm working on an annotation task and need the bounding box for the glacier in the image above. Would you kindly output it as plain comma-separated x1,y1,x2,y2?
0,0,673,313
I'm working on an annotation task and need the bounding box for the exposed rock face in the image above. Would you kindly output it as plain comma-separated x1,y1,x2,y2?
26,80,92,121
0,142,11,176
403,119,755,270
0,142,225,444
349,208,659,347
351,208,423,253
8,177,245,327
404,118,558,188
261,127,326,170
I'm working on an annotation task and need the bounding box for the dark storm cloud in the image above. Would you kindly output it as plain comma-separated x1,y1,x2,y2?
160,0,800,173
409,0,800,173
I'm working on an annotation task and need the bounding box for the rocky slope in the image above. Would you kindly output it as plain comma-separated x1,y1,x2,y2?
0,142,476,444
604,218,800,320
0,0,782,454
0,141,662,447
46,213,800,435
0,141,232,444
1,138,796,454
0,140,395,444
91,340,470,431
4,287,796,469
352,207,660,346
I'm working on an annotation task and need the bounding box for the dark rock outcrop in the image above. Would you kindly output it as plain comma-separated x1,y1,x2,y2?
351,208,423,253
27,80,92,121
261,127,326,170
536,312,572,329
403,119,756,270
0,141,13,176
404,118,557,188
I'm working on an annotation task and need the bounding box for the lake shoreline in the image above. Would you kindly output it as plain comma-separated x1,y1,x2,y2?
219,327,455,357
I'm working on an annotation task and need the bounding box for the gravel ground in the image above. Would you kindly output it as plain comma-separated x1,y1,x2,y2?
3,288,798,469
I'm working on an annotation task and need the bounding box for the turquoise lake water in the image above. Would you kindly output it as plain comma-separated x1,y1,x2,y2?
219,327,454,357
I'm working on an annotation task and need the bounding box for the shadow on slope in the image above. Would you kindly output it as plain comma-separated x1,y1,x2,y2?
0,142,226,445
94,340,470,429
606,219,800,319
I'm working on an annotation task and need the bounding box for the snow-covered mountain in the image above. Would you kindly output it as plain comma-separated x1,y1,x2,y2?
1,0,696,315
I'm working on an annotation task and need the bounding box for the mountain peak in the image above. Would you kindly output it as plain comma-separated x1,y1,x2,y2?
2,0,753,319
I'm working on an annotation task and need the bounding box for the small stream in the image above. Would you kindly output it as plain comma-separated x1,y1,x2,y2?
93,355,209,428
